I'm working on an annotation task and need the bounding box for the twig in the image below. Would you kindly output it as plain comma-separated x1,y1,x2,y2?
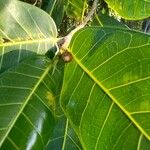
33,0,38,5
33,0,42,7
57,0,98,52
82,0,98,26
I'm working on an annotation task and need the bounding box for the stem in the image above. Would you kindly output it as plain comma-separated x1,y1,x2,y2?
82,0,98,26
57,0,98,52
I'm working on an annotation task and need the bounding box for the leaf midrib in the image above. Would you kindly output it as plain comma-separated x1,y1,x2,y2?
72,54,150,141
0,62,52,147
0,38,57,47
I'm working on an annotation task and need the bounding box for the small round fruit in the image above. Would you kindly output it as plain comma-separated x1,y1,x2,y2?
61,51,73,63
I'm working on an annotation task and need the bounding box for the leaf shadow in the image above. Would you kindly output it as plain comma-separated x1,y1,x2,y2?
0,49,36,74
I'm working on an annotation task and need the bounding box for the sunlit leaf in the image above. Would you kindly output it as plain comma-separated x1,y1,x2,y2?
0,0,57,73
104,0,150,20
61,27,150,149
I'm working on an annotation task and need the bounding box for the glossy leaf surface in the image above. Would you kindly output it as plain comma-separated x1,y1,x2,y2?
0,0,57,73
46,116,83,150
105,0,150,20
0,56,62,149
61,27,150,149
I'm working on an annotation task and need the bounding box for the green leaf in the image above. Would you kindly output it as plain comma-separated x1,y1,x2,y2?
42,0,64,27
61,27,150,149
104,0,150,20
92,13,128,29
45,61,83,150
0,56,62,149
46,116,83,150
65,0,88,21
41,0,57,14
51,0,65,28
0,0,57,73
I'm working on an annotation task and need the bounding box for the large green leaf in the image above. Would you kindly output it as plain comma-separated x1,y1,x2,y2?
0,0,57,73
0,56,62,149
65,0,88,21
61,27,150,149
104,0,150,20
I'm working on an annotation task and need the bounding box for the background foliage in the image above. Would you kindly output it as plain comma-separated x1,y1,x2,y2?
0,0,150,149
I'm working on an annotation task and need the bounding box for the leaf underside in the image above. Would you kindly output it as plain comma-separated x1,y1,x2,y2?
61,27,150,150
0,0,57,73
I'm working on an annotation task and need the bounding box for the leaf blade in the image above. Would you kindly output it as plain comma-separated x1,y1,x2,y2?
104,0,150,20
0,0,57,73
0,56,61,149
65,0,88,21
61,27,150,149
